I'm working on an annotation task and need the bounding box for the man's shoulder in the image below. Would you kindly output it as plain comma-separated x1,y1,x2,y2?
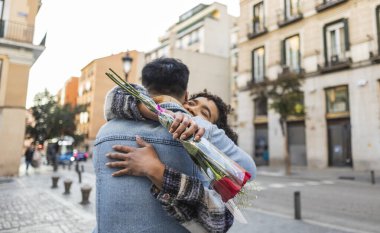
95,119,176,146
97,119,157,136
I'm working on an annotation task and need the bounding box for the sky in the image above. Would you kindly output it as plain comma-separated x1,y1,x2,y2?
27,0,239,107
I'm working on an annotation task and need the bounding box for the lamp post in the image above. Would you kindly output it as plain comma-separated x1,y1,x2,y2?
122,52,133,81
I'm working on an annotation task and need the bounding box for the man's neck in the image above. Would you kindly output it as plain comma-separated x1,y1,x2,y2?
153,95,183,106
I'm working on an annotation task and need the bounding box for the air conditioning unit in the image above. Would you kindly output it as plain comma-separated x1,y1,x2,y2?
331,55,339,65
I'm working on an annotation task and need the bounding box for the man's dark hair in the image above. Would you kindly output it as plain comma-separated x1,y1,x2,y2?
190,90,238,144
142,57,189,99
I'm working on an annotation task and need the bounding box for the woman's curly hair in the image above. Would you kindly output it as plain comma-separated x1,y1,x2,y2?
189,90,238,144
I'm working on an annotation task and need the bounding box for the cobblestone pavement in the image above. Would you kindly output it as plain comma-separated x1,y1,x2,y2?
0,164,96,233
1,161,366,233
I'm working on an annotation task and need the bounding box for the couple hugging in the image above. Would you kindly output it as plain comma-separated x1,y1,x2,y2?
93,58,256,233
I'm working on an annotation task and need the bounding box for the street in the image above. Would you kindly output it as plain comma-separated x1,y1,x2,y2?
240,174,380,233
1,160,379,233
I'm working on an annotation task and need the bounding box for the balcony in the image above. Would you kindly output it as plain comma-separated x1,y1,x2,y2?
247,20,268,40
0,20,34,43
315,0,348,13
370,51,380,64
318,53,352,73
278,66,305,79
277,10,303,28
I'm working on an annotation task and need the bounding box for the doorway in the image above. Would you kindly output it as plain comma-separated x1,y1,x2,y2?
327,119,352,167
287,121,307,166
254,124,269,165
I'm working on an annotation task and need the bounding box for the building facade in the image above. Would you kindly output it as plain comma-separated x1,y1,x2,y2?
0,0,45,176
57,76,79,107
145,2,234,103
76,51,144,151
236,0,380,170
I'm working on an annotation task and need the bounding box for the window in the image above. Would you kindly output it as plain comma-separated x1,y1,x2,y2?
253,2,265,34
175,38,182,49
231,52,238,72
182,35,189,48
252,47,265,83
231,32,238,49
283,35,301,72
0,0,4,20
255,97,268,117
326,86,349,113
192,30,199,44
285,0,300,19
316,0,348,12
324,19,350,65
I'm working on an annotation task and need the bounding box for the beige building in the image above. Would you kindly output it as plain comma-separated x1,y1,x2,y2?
0,0,45,176
145,2,234,103
57,76,79,107
76,51,144,151
236,0,380,170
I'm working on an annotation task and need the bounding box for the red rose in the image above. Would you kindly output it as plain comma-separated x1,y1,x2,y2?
212,177,242,202
242,171,251,186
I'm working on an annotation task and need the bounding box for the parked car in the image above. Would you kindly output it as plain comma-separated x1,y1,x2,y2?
73,150,89,161
58,151,75,165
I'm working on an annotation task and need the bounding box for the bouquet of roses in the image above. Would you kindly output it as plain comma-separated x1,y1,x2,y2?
106,68,251,223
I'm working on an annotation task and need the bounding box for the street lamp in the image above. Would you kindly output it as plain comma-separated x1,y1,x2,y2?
122,52,133,81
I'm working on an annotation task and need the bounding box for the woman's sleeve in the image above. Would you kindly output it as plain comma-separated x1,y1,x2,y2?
104,85,149,121
151,166,233,233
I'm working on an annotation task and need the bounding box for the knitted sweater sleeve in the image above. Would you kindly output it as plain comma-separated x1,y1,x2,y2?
104,85,148,121
151,166,234,233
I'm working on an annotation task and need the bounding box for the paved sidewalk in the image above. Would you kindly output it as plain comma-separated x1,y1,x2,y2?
0,163,361,233
256,166,380,184
0,165,96,233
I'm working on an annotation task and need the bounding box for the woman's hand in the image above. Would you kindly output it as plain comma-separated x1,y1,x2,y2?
168,112,205,141
106,136,165,189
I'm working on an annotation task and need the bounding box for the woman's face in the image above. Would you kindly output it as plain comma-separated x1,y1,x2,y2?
183,97,219,123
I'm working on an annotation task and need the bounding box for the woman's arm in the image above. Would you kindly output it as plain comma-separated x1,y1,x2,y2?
106,137,233,233
152,166,234,233
104,86,204,140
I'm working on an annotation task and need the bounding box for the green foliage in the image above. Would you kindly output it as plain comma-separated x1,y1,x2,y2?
252,71,305,136
254,73,305,120
26,89,84,144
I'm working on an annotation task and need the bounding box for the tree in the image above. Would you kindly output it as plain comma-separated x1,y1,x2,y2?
26,89,57,144
252,70,305,175
26,89,84,145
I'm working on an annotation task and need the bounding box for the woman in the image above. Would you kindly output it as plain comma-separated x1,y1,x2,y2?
104,87,254,232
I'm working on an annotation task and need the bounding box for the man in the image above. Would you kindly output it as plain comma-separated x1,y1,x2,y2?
93,58,255,233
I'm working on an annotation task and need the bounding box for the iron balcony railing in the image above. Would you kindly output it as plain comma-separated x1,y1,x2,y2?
0,20,34,43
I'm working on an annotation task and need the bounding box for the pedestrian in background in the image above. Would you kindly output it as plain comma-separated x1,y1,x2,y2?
24,144,35,174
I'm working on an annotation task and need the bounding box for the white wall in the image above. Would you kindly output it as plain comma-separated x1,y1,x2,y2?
172,49,230,104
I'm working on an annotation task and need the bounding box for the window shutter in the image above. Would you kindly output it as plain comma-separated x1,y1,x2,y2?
323,24,328,66
281,40,286,66
251,50,255,82
343,18,350,51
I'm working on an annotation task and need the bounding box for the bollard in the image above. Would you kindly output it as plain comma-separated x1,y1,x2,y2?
75,161,79,172
77,171,82,183
75,160,82,183
63,179,73,195
81,165,84,173
51,176,60,189
80,185,92,205
294,191,301,220
371,170,375,185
